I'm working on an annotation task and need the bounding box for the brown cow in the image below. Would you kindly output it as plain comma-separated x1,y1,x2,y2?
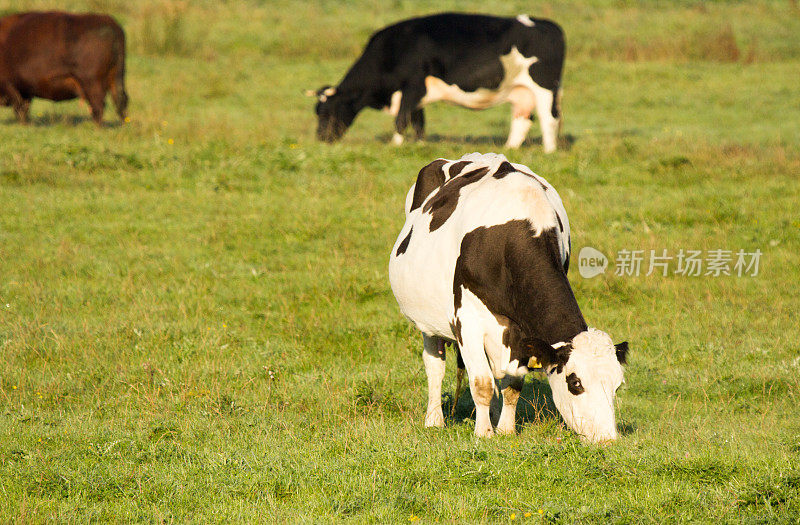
0,11,128,124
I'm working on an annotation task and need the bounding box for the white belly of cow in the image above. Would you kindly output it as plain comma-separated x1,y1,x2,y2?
389,228,460,338
419,46,539,110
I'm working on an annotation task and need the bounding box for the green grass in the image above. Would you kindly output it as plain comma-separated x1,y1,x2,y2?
1,0,799,522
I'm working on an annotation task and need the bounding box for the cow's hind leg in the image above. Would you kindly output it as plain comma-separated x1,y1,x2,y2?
497,376,523,435
450,346,465,418
108,67,128,121
504,86,536,149
422,334,446,428
78,78,106,125
533,85,560,154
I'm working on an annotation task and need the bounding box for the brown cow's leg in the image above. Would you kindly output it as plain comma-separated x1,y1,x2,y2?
3,84,30,123
14,98,31,124
78,78,106,125
108,68,128,121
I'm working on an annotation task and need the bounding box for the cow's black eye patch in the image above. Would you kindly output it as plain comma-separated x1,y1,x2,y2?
566,373,584,395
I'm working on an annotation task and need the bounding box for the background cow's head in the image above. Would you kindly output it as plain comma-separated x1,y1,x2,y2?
306,85,357,143
526,328,628,443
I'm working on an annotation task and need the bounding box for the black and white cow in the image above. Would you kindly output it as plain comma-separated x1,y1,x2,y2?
389,153,628,442
308,13,565,153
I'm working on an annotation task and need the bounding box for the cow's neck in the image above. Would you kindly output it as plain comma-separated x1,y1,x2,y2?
508,238,588,346
515,270,587,346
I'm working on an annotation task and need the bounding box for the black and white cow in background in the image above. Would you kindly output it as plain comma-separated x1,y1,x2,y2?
307,13,565,153
388,153,629,442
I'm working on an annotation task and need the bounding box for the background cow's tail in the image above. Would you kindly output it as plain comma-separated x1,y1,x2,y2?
109,23,128,120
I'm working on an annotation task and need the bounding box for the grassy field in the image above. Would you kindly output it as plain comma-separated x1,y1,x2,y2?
1,0,799,522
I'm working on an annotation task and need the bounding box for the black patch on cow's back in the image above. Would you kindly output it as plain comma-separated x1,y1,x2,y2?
410,159,447,212
422,166,490,231
452,220,586,362
448,161,471,178
448,160,472,179
492,161,517,179
395,227,413,256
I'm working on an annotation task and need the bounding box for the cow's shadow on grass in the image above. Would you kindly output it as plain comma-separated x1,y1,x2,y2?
2,113,122,127
442,376,561,431
376,132,577,151
442,376,636,436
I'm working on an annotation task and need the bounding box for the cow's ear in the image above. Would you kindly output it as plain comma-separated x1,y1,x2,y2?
615,341,629,364
522,338,558,368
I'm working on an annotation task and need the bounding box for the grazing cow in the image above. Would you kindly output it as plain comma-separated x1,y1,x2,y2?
308,13,565,153
0,11,128,124
389,153,628,442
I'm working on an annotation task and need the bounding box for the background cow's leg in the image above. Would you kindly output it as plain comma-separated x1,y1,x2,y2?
14,98,32,124
505,86,536,149
393,84,425,146
496,376,524,435
107,62,128,121
4,84,30,123
410,108,425,141
422,333,446,428
532,84,560,154
78,78,106,125
109,76,128,121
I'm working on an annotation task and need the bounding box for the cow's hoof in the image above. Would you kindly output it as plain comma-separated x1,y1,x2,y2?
495,424,516,436
474,426,495,438
424,411,444,428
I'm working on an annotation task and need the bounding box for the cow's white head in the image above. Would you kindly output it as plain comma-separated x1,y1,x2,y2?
527,328,628,443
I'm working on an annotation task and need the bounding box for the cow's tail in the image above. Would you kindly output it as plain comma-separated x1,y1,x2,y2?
109,23,128,121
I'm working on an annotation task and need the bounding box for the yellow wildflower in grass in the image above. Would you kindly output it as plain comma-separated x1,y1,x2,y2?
524,513,531,518
124,116,131,122
510,512,516,520
12,385,17,390
538,509,544,515
168,138,174,145
408,515,419,522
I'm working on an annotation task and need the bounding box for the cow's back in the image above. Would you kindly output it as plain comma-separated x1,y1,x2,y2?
389,153,570,338
1,11,124,82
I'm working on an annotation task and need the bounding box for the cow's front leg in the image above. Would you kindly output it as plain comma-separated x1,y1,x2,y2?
393,84,425,146
422,333,446,428
496,376,524,435
3,83,30,123
410,108,425,141
14,98,31,123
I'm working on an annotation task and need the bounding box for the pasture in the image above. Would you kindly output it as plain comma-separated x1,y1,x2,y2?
1,0,799,521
